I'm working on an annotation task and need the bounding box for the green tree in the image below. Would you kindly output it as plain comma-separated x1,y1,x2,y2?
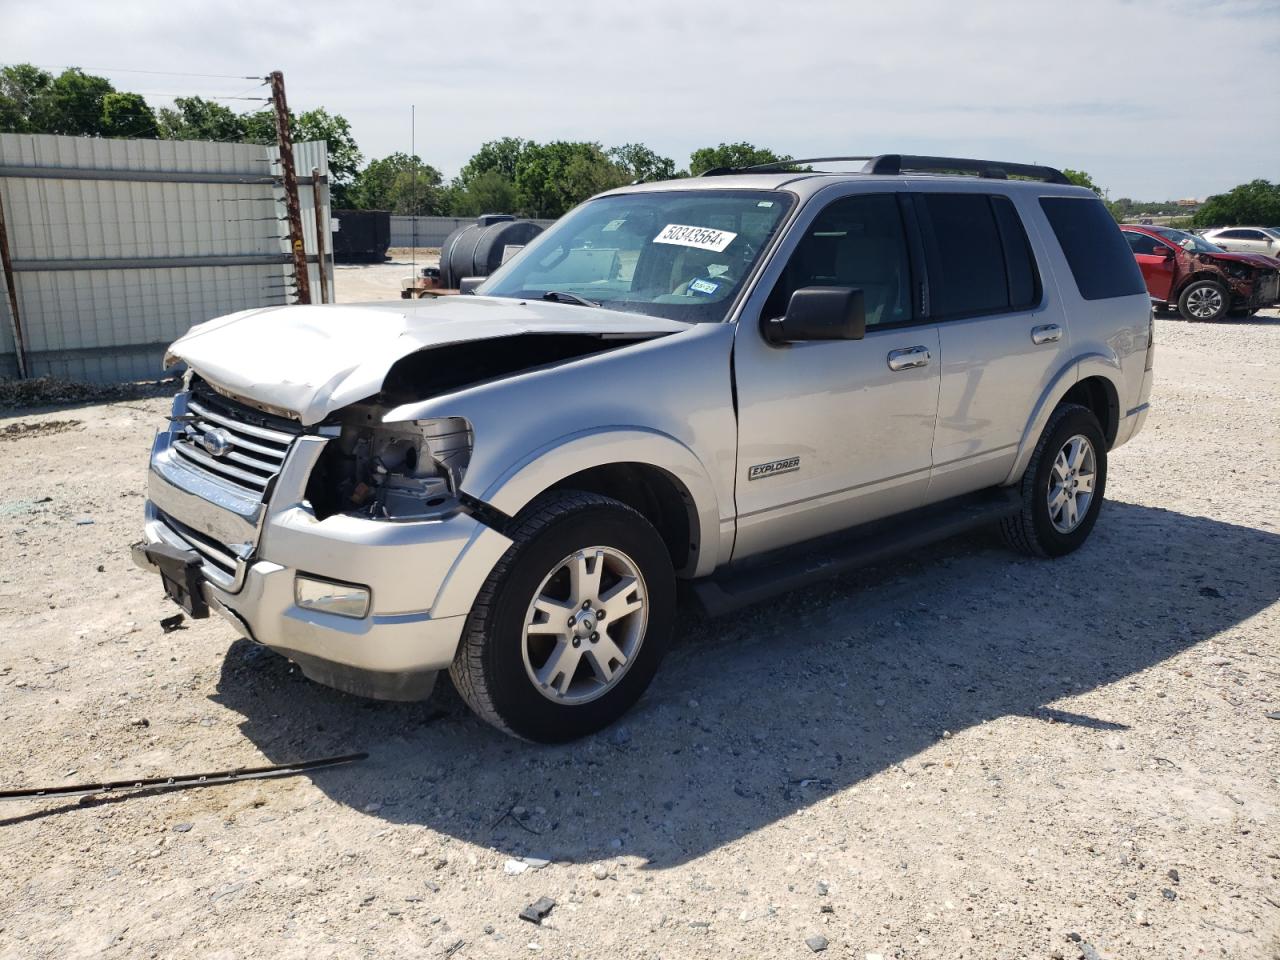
349,153,449,215
1192,179,1280,228
1062,168,1105,196
450,169,519,217
457,137,532,188
100,92,158,139
688,142,790,176
514,141,630,218
607,143,676,183
295,108,361,204
0,64,54,133
0,66,117,136
156,96,245,141
44,68,116,136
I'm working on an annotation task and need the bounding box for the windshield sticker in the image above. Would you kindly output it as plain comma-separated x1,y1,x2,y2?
757,200,774,208
602,218,626,232
653,224,738,253
689,277,719,296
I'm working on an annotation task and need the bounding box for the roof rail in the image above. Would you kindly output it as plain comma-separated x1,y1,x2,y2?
699,156,869,177
862,154,1071,185
699,153,1071,185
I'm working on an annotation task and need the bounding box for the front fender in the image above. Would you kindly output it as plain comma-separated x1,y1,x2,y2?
478,426,725,577
1002,353,1123,486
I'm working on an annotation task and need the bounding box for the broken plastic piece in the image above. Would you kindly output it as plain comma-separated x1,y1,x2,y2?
518,897,556,925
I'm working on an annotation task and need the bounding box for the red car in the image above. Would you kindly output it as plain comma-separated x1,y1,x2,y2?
1120,225,1280,321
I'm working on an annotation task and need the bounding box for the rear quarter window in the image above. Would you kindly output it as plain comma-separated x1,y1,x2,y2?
1039,197,1146,301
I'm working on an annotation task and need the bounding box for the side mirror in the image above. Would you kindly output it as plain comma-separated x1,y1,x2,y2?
458,277,484,294
763,286,866,345
1157,245,1175,259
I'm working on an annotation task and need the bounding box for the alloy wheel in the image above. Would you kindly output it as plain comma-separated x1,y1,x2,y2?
1186,285,1224,319
521,547,648,705
1047,434,1096,534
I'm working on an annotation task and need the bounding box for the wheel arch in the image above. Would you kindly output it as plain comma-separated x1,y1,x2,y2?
1173,270,1227,299
471,427,724,579
1003,356,1123,486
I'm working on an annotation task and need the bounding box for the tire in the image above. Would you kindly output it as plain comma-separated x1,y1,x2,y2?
1177,279,1230,322
449,491,675,742
1001,403,1108,559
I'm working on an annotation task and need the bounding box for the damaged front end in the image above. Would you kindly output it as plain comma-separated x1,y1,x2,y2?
306,408,474,523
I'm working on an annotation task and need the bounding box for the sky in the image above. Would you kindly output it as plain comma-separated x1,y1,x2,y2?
5,0,1279,200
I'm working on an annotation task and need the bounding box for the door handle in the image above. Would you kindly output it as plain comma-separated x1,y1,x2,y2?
1031,324,1062,345
887,345,931,371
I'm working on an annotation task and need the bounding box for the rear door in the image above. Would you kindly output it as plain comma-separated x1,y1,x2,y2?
1123,230,1176,302
910,188,1070,499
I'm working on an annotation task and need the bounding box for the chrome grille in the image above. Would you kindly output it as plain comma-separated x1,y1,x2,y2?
172,388,301,499
156,508,239,587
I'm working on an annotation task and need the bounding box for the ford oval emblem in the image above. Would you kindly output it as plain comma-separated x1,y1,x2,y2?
198,428,234,458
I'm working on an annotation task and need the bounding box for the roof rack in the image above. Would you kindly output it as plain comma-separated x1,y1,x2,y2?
700,153,1071,185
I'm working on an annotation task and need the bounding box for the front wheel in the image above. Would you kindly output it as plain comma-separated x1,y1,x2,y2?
450,491,674,742
1001,403,1107,558
1177,280,1229,321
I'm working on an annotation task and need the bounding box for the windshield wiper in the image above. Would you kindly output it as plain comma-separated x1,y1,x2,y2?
541,290,601,308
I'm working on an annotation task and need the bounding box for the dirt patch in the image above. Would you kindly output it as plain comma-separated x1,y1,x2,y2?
0,375,176,410
0,316,1276,958
0,418,82,442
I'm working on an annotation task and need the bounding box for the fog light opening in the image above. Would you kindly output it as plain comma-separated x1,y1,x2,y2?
295,575,371,619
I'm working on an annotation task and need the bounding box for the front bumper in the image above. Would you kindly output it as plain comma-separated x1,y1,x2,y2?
133,396,512,700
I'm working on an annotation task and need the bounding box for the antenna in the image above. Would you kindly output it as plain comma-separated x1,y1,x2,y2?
410,104,416,281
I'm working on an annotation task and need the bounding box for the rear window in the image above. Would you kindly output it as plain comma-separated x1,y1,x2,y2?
916,193,1009,317
991,196,1040,310
1040,197,1146,300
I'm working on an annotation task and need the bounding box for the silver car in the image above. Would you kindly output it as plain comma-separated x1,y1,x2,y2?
1199,226,1280,258
133,154,1154,742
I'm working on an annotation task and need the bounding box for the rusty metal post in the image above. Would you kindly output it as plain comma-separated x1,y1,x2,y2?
311,167,329,304
0,184,29,379
269,70,311,305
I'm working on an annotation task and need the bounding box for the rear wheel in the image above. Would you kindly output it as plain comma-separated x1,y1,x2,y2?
1001,404,1107,558
1177,280,1229,321
450,491,674,742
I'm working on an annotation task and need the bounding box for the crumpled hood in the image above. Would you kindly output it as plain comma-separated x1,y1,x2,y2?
167,296,689,425
1197,250,1280,270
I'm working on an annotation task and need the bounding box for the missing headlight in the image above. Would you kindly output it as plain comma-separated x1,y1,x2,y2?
305,409,473,522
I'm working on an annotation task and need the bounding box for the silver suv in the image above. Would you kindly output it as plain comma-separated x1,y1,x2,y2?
133,154,1154,742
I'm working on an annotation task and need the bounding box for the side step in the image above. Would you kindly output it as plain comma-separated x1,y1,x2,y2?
690,487,1021,617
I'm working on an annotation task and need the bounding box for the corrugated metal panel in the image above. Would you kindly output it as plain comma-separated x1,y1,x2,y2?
0,133,333,384
389,216,558,248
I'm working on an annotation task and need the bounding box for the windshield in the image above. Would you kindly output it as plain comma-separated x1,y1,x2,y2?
1152,227,1224,255
478,190,794,323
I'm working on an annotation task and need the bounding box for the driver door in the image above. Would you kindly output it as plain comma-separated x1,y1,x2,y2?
1124,231,1176,302
731,187,941,559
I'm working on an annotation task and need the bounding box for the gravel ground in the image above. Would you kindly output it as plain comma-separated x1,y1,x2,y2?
0,309,1277,960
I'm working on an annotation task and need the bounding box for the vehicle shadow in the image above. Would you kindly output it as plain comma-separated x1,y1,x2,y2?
211,501,1279,868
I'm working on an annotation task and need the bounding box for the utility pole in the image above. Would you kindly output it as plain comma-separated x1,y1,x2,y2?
0,185,28,379
269,70,311,305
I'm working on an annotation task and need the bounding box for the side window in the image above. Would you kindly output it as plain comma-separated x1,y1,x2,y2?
764,194,912,327
1124,231,1164,256
1039,197,1147,301
1217,229,1246,239
915,193,1010,318
990,195,1041,310
1240,230,1266,240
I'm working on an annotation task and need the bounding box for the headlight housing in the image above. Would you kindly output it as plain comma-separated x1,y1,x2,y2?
305,411,474,522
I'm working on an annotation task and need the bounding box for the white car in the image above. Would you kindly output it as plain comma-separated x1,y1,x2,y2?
1200,226,1280,258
